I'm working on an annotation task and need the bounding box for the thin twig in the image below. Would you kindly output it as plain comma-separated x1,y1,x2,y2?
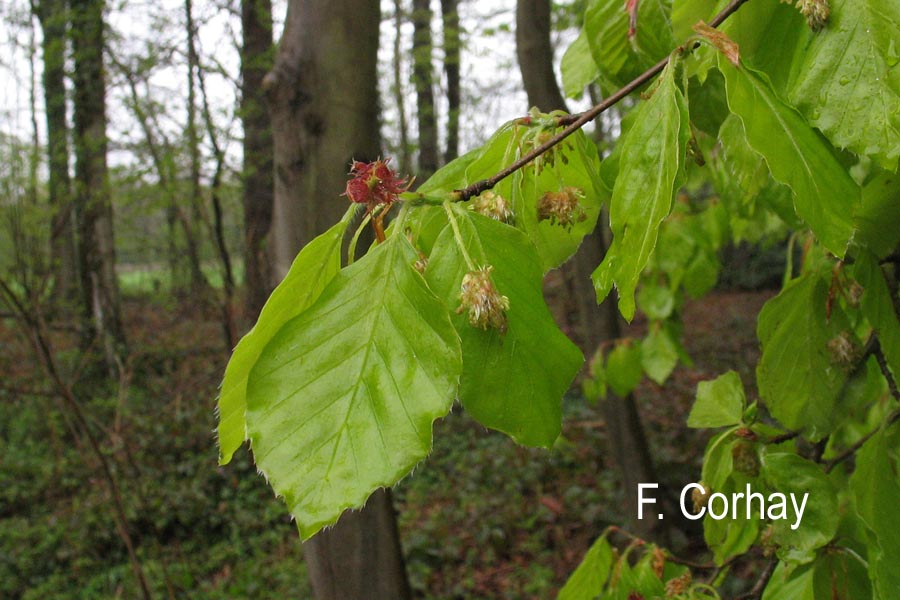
872,336,900,402
825,407,900,473
735,557,778,600
455,0,753,202
0,278,153,600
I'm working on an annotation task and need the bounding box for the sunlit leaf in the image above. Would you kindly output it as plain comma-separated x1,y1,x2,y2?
788,0,900,170
217,210,355,464
561,30,600,99
689,370,745,428
558,532,614,599
246,233,461,538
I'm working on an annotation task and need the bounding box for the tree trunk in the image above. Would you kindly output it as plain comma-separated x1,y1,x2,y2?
515,0,568,113
515,0,663,540
71,0,127,373
440,0,460,163
412,0,438,178
265,0,412,596
240,0,274,319
36,0,78,305
184,0,213,296
392,0,412,176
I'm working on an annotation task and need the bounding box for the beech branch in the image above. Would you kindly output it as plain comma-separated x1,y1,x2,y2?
454,0,753,202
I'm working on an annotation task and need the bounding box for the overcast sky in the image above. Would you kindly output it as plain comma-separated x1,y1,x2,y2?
0,0,581,181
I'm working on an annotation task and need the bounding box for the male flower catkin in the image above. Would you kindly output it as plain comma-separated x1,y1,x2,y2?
786,0,829,30
537,187,587,230
457,266,510,333
470,191,514,223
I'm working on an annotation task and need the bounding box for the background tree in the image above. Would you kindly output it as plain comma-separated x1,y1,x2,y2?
34,0,78,305
412,0,438,178
440,0,460,163
240,0,274,319
515,0,662,538
70,0,126,372
263,0,411,596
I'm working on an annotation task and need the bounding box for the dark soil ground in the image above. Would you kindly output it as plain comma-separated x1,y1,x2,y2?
0,288,773,599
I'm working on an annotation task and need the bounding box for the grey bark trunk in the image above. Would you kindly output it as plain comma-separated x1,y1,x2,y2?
441,0,460,162
71,0,127,373
515,0,568,112
265,0,412,597
240,0,274,319
412,0,438,178
36,0,78,305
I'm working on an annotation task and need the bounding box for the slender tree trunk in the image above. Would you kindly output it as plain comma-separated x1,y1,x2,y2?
36,0,78,305
392,0,412,175
515,0,663,540
515,0,568,113
265,0,412,596
196,57,238,350
240,0,274,319
70,0,127,373
184,0,212,296
440,0,460,162
412,0,438,178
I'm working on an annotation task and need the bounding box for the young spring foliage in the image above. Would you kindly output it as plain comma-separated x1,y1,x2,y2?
220,0,900,595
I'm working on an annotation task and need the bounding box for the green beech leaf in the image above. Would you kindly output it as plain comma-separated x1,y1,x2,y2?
561,30,600,99
606,339,643,397
641,324,679,385
854,252,900,379
851,427,900,598
593,59,689,320
246,234,462,538
704,473,762,565
787,0,900,170
689,370,746,428
812,549,872,599
426,208,582,447
217,211,354,464
463,123,604,272
637,283,675,320
718,56,860,257
557,533,614,599
762,562,815,600
583,0,676,89
756,272,851,440
762,452,838,564
672,0,718,41
853,170,900,259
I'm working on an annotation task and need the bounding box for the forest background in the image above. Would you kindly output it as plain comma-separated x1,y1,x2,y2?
2,0,895,598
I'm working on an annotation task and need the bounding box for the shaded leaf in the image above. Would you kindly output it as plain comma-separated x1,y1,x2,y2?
593,59,689,320
426,208,582,447
641,324,679,384
606,339,643,397
851,427,900,599
762,452,838,564
719,56,860,257
756,272,850,440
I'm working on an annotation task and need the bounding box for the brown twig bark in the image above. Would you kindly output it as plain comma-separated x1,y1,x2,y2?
455,0,752,202
0,278,153,599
